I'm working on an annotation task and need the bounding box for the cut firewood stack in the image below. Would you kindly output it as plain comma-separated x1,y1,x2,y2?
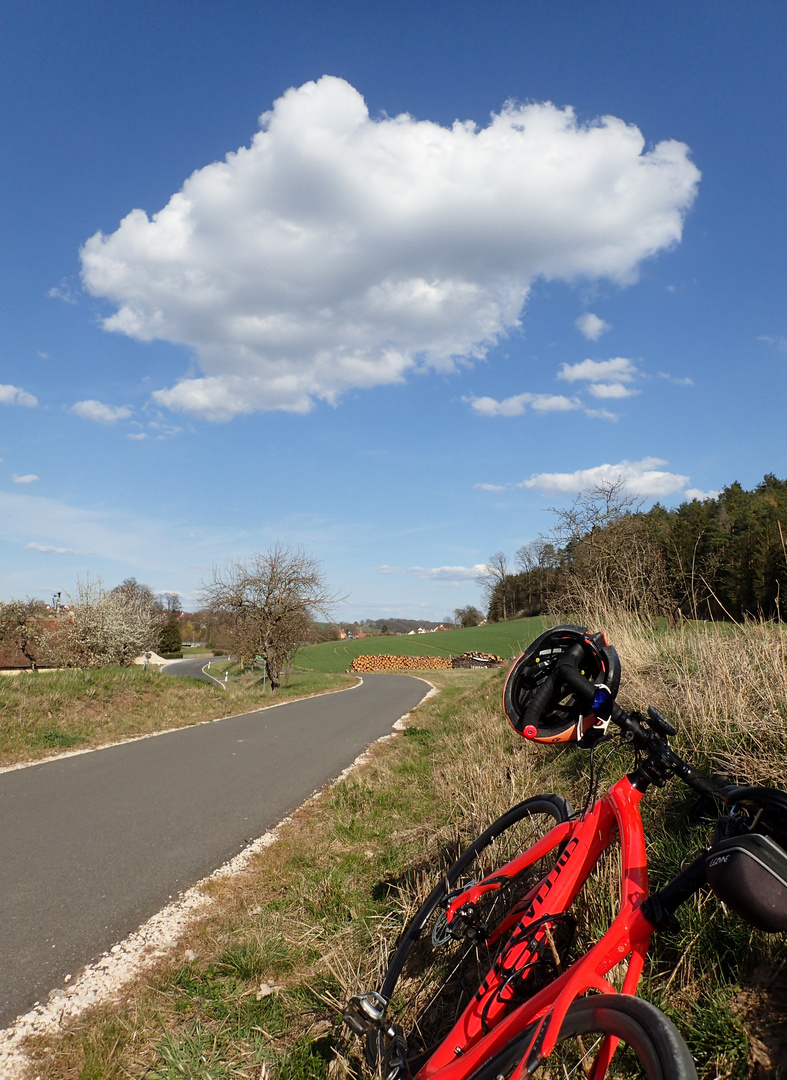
451,652,506,668
349,654,452,672
349,652,506,673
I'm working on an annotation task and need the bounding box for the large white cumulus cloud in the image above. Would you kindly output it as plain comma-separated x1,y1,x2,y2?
80,76,700,419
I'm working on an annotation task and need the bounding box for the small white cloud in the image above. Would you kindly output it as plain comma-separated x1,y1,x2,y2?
71,400,132,423
81,76,700,420
684,488,721,502
47,278,79,304
474,482,508,492
530,394,582,413
466,392,580,417
584,407,619,422
588,382,639,399
26,541,85,555
558,357,639,384
126,432,148,440
0,385,38,408
145,415,183,439
13,474,39,484
575,313,610,341
378,563,488,583
467,393,532,417
758,335,787,353
657,372,694,386
519,457,689,498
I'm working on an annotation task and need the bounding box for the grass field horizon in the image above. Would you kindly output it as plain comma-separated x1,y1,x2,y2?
297,617,547,672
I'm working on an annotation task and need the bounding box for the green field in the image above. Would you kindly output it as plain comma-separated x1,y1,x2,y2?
297,617,547,672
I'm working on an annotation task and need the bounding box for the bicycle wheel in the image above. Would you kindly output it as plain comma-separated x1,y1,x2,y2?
370,794,573,1074
472,995,698,1080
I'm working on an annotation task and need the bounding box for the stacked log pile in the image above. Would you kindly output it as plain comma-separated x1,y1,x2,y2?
349,652,506,672
451,652,506,668
350,654,452,672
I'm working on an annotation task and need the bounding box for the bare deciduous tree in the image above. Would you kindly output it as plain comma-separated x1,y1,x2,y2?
199,545,338,690
477,552,512,622
515,539,560,614
547,481,673,623
453,605,484,628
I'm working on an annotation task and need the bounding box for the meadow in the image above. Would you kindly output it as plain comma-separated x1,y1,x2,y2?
297,618,546,672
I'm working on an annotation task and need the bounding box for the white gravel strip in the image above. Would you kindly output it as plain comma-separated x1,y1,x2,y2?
0,678,437,1079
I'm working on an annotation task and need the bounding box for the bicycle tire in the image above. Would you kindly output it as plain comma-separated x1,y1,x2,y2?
370,794,573,1073
471,994,698,1080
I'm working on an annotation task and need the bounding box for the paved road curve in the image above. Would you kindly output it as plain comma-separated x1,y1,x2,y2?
161,655,230,684
0,674,429,1028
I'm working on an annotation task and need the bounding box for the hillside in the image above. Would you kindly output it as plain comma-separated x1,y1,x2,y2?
297,618,547,673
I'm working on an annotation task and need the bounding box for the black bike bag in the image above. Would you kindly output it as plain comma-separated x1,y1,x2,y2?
706,832,787,932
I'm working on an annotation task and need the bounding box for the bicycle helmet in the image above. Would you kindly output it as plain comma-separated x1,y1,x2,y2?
503,626,621,744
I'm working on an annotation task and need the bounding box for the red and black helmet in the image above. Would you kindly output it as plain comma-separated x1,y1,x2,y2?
502,626,620,744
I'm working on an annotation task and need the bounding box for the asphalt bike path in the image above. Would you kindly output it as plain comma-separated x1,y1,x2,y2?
0,673,429,1028
161,655,229,684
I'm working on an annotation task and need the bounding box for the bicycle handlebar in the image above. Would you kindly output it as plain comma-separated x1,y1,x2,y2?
528,644,731,799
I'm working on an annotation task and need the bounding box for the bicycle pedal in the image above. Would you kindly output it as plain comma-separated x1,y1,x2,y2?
342,991,389,1036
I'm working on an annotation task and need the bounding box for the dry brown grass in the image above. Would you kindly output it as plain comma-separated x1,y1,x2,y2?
596,611,787,786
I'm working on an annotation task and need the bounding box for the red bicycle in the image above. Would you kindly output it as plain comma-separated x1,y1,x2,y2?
344,626,787,1079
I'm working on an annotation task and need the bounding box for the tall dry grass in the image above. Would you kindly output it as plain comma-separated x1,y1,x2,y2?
592,611,787,786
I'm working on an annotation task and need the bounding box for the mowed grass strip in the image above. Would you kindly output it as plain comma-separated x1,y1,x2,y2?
298,618,547,672
0,667,354,768
18,626,787,1080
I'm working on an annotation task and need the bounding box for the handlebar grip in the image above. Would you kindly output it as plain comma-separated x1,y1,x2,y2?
670,758,730,798
520,671,556,729
558,662,596,707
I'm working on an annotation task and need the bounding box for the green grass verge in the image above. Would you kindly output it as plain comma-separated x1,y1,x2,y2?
0,666,354,768
298,617,547,672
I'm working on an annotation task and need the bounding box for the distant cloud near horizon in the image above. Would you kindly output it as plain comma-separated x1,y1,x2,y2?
520,457,689,498
26,541,86,555
81,76,700,420
12,474,39,484
378,563,488,583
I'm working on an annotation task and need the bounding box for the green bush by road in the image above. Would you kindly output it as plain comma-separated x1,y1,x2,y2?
297,618,547,672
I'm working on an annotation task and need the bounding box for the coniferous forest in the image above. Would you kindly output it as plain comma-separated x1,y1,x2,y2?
483,474,787,624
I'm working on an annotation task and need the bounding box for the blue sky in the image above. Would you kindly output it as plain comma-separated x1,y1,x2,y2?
1,1,785,621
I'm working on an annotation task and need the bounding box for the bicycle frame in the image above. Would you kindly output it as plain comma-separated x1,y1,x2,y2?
417,772,659,1080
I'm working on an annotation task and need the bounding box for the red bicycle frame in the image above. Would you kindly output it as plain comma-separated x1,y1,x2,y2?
418,773,658,1080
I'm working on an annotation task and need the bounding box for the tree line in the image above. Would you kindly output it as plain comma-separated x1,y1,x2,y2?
478,474,787,624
